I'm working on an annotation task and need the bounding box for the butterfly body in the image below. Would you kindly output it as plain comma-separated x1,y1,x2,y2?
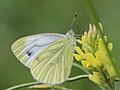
11,30,76,84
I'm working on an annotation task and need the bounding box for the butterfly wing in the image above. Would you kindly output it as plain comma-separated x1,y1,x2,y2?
11,33,67,67
30,38,75,84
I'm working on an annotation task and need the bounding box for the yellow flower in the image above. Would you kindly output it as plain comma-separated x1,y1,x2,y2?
80,51,102,70
73,46,85,61
107,43,113,52
89,72,107,88
97,39,116,78
74,23,117,89
83,53,95,69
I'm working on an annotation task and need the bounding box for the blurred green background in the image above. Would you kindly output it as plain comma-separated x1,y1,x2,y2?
0,0,120,90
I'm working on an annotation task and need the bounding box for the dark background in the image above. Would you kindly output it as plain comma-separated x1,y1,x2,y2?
0,0,120,90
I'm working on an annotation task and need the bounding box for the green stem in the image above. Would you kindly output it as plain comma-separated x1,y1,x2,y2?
6,64,119,90
52,85,73,90
67,74,89,81
30,84,73,90
73,62,90,74
28,75,89,89
5,74,89,90
5,82,41,90
99,86,107,90
115,77,120,82
84,0,100,27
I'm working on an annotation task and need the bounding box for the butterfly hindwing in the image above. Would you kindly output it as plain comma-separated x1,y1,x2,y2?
30,38,74,84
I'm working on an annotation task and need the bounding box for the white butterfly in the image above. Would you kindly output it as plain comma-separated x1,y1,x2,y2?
11,30,76,84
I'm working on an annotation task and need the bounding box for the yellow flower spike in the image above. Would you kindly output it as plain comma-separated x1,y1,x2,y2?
73,23,117,89
95,60,102,68
83,24,98,53
88,24,95,46
81,31,95,53
85,53,96,68
81,60,90,68
95,51,103,68
93,24,97,38
76,39,82,44
88,23,97,40
88,23,93,39
98,22,104,33
82,32,87,44
89,23,92,32
98,38,116,78
80,53,99,70
74,46,85,61
73,54,83,61
103,35,107,42
107,66,117,79
98,39,107,53
89,72,107,88
107,43,113,52
85,53,94,61
75,46,84,55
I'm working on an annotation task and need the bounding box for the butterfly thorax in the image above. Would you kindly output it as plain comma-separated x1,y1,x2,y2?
66,30,76,47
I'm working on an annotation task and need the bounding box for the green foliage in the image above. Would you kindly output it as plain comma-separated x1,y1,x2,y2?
0,0,120,90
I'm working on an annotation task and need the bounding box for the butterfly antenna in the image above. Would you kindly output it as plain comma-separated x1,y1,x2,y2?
69,12,78,30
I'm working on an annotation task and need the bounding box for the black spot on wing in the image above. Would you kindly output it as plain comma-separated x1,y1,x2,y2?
26,51,32,56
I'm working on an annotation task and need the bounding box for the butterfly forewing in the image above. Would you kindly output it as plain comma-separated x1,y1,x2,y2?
30,38,74,84
11,33,67,67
